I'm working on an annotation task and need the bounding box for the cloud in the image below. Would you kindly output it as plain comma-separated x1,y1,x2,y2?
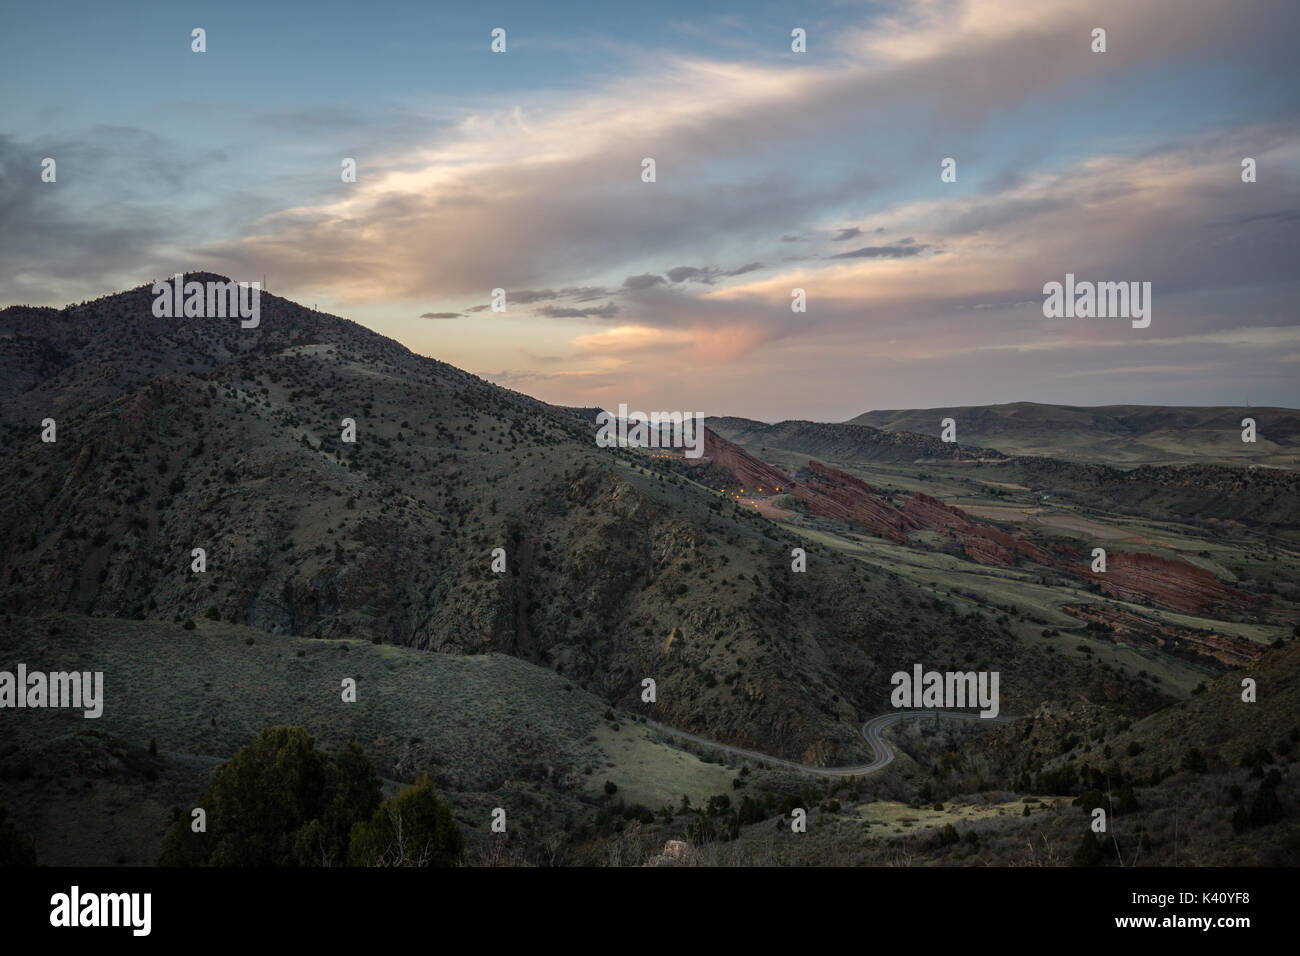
155,0,1291,316
666,265,719,283
667,262,764,284
829,242,930,259
505,289,563,304
420,311,462,319
622,273,667,291
832,227,862,241
536,302,620,318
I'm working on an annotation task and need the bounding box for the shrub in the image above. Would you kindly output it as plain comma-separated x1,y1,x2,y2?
1180,748,1208,774
0,805,37,867
1073,830,1103,866
347,775,465,867
158,727,380,866
1248,781,1285,828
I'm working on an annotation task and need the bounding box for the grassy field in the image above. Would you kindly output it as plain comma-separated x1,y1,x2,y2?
0,612,762,864
585,720,737,810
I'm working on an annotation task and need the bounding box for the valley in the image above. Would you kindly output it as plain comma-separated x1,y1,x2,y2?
0,278,1296,867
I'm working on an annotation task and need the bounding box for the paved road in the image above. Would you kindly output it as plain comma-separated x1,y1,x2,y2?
644,710,1016,778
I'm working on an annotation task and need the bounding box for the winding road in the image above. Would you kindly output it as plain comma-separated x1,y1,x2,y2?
645,710,1016,778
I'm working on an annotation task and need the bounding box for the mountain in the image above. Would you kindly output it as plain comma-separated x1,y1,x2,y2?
0,276,1146,764
707,417,1008,465
1,276,1294,867
846,402,1300,468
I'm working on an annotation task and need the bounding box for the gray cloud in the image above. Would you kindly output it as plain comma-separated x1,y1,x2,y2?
667,262,764,284
829,242,930,259
536,302,620,318
622,273,667,290
420,311,462,319
833,227,861,241
667,265,719,283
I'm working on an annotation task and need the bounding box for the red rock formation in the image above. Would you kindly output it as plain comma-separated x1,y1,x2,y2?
798,462,912,543
899,492,970,532
1061,603,1262,668
1083,552,1251,616
703,429,793,496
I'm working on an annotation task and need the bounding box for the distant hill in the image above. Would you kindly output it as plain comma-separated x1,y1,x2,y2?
706,417,1007,465
846,402,1300,468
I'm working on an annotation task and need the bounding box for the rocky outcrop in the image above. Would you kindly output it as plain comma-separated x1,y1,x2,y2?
1061,603,1262,667
798,462,912,543
703,429,792,494
1083,552,1252,617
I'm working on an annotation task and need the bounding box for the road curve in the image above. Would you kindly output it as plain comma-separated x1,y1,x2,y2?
643,710,1016,779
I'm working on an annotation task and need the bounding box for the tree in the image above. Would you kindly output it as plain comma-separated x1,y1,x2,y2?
1114,785,1141,816
738,795,765,826
158,726,380,866
1073,829,1103,867
1248,781,1285,828
1180,747,1208,774
0,804,37,867
348,775,465,867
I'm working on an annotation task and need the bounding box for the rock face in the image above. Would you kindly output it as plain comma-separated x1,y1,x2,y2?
1061,603,1262,668
799,462,912,543
702,429,793,495
1082,552,1252,617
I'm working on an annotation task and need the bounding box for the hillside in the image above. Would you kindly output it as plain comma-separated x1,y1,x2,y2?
0,276,1153,769
2,276,1294,868
847,402,1300,468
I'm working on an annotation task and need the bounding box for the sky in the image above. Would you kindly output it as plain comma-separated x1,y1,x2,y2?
2,0,1298,420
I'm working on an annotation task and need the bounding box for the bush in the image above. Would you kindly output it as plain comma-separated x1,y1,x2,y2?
347,775,465,867
1073,829,1103,866
1248,781,1285,828
0,805,37,867
738,796,765,826
158,727,380,866
1180,748,1208,774
604,780,618,795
